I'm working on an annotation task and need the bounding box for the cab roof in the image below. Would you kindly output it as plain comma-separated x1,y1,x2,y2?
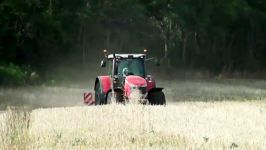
107,54,146,59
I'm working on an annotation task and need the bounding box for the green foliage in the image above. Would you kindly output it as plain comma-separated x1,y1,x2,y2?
0,0,265,76
0,63,26,86
0,63,38,86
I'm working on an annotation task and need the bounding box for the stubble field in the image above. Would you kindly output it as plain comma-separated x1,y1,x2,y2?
0,79,266,149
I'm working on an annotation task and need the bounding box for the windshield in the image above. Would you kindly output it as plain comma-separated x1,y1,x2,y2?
117,59,145,77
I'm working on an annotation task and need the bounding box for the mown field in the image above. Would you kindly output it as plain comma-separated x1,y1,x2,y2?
0,79,266,149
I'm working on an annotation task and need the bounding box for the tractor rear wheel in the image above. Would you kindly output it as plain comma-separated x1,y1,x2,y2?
148,91,166,105
95,82,104,105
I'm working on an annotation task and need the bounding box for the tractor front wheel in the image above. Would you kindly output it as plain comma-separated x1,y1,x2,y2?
106,91,123,104
148,91,166,105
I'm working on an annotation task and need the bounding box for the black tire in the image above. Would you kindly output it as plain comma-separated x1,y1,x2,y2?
105,91,123,104
95,82,104,105
115,91,123,103
148,91,166,105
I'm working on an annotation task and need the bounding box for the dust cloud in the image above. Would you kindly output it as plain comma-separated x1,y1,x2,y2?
1,77,266,110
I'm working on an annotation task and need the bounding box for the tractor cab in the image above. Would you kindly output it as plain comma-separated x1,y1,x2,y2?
108,54,145,76
104,54,146,91
103,54,146,76
114,55,146,78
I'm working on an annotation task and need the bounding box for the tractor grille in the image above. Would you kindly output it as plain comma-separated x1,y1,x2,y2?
139,87,146,94
131,86,146,94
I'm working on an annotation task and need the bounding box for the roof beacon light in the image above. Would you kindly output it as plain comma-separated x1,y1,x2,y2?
144,49,148,53
103,49,108,57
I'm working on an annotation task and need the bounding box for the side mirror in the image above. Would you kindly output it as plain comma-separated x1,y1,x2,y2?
155,58,160,67
100,59,106,67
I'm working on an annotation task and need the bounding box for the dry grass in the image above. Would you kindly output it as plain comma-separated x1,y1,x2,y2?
0,102,266,149
0,79,266,149
0,107,31,150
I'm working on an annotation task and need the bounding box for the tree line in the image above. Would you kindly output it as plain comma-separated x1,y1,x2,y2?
0,0,265,76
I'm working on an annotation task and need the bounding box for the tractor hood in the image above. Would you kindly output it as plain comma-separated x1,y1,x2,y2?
125,75,147,87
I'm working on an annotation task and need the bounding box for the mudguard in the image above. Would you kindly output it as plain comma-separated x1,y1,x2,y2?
94,76,112,104
94,76,112,94
146,75,156,91
148,87,164,93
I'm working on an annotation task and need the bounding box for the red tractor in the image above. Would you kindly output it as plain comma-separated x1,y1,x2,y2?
85,50,166,105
